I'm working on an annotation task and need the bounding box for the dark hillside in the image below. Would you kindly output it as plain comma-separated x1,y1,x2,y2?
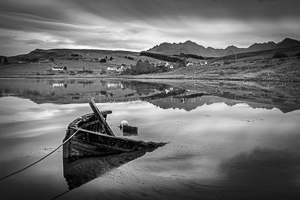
8,49,138,63
148,38,300,57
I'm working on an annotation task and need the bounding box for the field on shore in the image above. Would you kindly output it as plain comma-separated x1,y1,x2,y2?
136,46,300,82
1,46,300,82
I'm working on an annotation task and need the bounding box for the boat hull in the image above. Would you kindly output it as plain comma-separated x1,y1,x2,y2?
64,112,166,158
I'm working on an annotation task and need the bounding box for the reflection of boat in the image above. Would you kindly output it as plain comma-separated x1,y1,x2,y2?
63,99,166,158
63,150,151,189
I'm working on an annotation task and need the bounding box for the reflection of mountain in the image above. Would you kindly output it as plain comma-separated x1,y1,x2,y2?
173,93,205,99
121,81,170,94
136,88,155,95
145,95,300,113
1,78,299,112
146,96,241,111
63,150,153,189
77,81,94,87
140,88,187,101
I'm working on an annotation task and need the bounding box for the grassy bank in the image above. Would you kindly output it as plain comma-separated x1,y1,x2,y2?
1,46,300,82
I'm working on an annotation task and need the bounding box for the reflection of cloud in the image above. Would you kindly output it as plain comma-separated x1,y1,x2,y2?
108,100,300,186
141,152,221,179
0,97,81,123
220,148,300,194
0,97,299,199
8,125,63,138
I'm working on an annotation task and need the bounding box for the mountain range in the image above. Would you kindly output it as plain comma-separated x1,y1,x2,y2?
147,38,300,57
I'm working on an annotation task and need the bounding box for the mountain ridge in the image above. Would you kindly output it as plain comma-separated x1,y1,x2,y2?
147,38,300,57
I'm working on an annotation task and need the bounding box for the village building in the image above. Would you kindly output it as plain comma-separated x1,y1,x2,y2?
107,65,128,73
107,66,117,72
187,62,195,67
158,62,170,67
52,66,67,71
186,60,207,67
199,60,208,65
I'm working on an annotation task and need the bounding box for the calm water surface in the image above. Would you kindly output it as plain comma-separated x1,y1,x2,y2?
0,78,300,200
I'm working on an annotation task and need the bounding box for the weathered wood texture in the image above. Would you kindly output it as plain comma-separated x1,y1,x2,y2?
89,99,115,136
63,100,167,158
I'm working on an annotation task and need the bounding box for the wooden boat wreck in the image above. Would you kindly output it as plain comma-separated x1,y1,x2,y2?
63,99,166,158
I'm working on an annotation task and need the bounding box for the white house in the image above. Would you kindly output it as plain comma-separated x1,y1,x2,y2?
116,65,125,72
199,60,208,65
52,66,67,71
107,66,125,73
107,66,117,71
158,62,170,67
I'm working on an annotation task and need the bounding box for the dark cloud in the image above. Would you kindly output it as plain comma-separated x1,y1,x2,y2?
0,12,85,33
0,0,300,55
65,0,300,22
2,0,300,30
0,0,72,24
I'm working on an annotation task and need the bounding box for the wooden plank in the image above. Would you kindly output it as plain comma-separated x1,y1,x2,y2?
100,110,112,116
71,138,132,152
70,127,147,143
89,99,115,136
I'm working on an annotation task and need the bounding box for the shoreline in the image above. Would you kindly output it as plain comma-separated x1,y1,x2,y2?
0,74,299,83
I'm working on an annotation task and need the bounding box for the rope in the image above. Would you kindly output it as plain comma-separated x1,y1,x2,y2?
0,129,80,181
51,189,72,200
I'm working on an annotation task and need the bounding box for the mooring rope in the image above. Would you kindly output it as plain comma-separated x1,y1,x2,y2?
0,129,80,181
51,189,73,200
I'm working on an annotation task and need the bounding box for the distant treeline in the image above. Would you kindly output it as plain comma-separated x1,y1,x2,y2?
125,55,134,60
19,58,39,62
140,51,183,62
141,51,205,62
122,60,171,75
174,53,204,60
70,53,82,57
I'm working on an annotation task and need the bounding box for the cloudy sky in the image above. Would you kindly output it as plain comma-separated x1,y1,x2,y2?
1,0,300,56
